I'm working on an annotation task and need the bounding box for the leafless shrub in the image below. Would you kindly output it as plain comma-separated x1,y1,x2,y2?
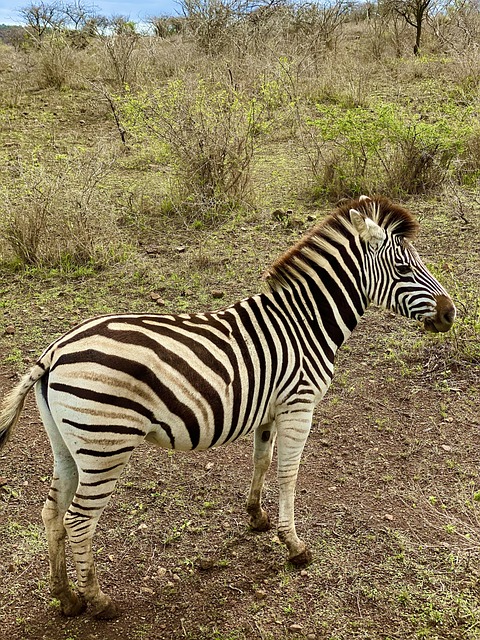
36,33,78,88
117,76,270,221
288,0,350,54
429,0,480,52
101,19,141,88
0,148,126,268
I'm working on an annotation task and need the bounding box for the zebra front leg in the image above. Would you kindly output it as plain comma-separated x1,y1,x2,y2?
276,407,314,566
247,423,277,531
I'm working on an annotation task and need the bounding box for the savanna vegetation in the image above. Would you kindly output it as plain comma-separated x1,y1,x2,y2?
0,1,479,638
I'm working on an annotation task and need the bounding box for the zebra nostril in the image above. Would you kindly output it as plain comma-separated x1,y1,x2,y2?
435,295,456,331
443,307,456,325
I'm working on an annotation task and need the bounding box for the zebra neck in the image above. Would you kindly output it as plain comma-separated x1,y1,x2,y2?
268,263,367,352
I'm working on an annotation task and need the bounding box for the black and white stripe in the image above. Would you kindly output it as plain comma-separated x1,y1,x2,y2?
0,195,455,618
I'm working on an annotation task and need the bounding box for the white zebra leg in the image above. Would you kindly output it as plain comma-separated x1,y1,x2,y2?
36,385,86,616
275,407,314,565
42,462,87,616
63,458,131,619
246,423,277,531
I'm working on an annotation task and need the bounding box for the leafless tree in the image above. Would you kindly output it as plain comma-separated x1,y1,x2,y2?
61,0,97,30
382,0,435,54
19,1,65,42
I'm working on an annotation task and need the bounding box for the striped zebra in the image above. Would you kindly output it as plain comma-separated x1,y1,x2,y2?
0,196,455,619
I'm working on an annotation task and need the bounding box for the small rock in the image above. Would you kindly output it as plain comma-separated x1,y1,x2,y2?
384,513,394,521
4,325,15,335
172,573,181,582
155,298,166,307
211,290,224,299
157,567,167,578
272,208,285,220
307,214,316,222
176,246,186,253
307,634,316,640
300,569,309,577
197,558,214,571
288,623,303,632
0,477,7,486
441,444,452,452
205,462,214,471
141,586,155,594
79,119,86,125
150,292,161,301
255,589,267,599
138,523,148,530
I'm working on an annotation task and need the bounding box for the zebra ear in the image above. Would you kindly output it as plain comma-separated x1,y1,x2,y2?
350,209,385,247
359,195,371,203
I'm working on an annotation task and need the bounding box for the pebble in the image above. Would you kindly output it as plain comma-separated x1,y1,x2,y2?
288,623,303,632
4,325,15,335
211,290,224,299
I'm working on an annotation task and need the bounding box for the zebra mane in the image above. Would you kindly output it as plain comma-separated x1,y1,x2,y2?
265,196,419,291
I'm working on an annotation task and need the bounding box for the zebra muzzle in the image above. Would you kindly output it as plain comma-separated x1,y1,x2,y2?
423,295,456,333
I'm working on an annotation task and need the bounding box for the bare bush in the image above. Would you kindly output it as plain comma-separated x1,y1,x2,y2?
429,0,480,52
288,0,350,54
0,149,126,268
36,33,78,88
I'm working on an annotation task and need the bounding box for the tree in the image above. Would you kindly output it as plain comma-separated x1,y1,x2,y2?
383,0,436,54
19,1,65,42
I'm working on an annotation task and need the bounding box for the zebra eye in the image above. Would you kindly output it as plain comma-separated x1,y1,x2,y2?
396,264,412,276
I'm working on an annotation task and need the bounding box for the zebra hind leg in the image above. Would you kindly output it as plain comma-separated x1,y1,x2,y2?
63,455,133,620
246,423,277,531
36,387,86,616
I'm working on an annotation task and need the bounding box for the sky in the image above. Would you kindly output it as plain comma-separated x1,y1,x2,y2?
0,1,181,25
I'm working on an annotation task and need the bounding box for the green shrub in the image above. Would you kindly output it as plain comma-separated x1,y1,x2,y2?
306,100,476,200
117,77,270,222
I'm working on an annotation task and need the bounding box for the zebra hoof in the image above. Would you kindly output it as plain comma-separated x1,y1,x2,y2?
61,594,87,617
288,547,313,567
249,511,271,532
92,599,120,620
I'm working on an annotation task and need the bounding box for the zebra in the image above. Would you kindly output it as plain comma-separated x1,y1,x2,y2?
0,196,455,619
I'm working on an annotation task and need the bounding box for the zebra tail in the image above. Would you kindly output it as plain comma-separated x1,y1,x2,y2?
0,360,48,452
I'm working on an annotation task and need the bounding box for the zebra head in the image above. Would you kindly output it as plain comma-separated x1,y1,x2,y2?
350,196,455,333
